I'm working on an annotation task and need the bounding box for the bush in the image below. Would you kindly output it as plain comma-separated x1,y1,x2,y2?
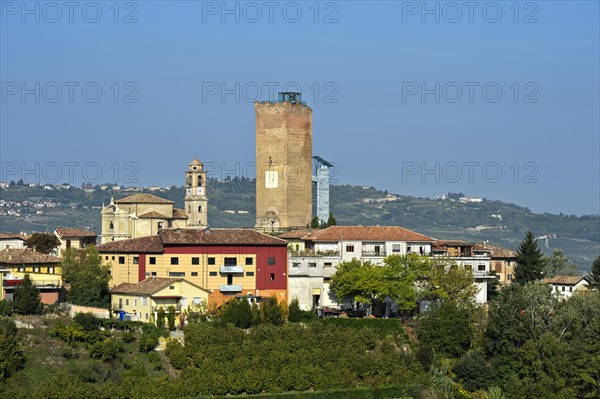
139,333,159,353
147,352,162,371
0,317,24,380
50,322,88,344
165,340,188,370
73,312,101,331
0,300,12,316
454,351,496,392
89,339,125,362
288,298,303,322
418,301,473,358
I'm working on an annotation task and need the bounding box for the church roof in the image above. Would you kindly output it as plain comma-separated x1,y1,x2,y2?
190,158,203,167
114,193,174,204
137,211,171,219
172,208,189,219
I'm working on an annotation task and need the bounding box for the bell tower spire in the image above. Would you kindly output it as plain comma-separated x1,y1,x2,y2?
184,157,208,229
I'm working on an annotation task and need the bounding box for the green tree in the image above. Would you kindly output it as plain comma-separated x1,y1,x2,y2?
61,246,111,308
418,301,473,358
12,274,43,314
454,350,496,392
514,231,546,284
382,254,429,311
0,317,25,380
544,249,577,277
167,306,176,331
421,259,478,307
330,259,384,315
27,232,60,254
260,296,285,325
326,212,337,227
310,216,320,229
287,298,302,322
589,255,600,290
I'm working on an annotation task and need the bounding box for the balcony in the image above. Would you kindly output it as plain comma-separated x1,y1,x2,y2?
220,284,242,292
152,304,182,313
288,250,340,258
361,251,387,257
3,279,62,289
220,266,244,273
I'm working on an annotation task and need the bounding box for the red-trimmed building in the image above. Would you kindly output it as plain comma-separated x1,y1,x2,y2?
97,228,288,306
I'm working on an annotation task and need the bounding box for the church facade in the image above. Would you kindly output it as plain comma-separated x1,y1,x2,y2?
101,159,208,244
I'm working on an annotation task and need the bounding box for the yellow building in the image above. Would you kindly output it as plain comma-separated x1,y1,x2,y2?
478,243,518,284
110,277,210,322
100,158,208,244
0,248,63,303
54,227,97,256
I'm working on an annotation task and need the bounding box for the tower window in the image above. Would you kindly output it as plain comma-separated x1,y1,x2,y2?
158,222,163,229
109,222,114,230
198,206,202,212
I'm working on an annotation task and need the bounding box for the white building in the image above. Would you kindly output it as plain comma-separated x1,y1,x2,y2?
545,275,589,299
282,226,434,312
0,233,29,251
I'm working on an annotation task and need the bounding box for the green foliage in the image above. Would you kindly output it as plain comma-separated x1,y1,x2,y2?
260,296,285,326
166,306,176,331
454,351,496,392
418,301,473,358
421,260,478,307
26,232,60,254
12,274,43,315
320,318,410,346
0,317,24,380
165,340,188,370
220,298,253,328
589,255,600,290
50,322,88,344
89,339,125,362
514,231,546,284
544,249,577,277
61,247,111,308
73,312,101,331
156,307,166,329
139,333,159,353
329,259,384,313
287,298,303,323
310,216,320,229
326,212,337,227
0,299,13,316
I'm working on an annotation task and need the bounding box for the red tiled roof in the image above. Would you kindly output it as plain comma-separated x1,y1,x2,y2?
544,275,588,285
110,277,208,295
432,240,472,250
477,243,517,258
172,208,188,219
0,233,29,241
303,226,434,242
279,228,315,239
55,227,97,238
115,193,174,204
137,211,171,219
0,248,61,265
96,236,164,253
159,228,287,246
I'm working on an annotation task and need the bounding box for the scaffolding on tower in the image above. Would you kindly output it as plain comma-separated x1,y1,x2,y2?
312,156,333,224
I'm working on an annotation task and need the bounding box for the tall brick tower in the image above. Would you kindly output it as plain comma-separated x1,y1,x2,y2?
184,158,208,228
255,92,312,230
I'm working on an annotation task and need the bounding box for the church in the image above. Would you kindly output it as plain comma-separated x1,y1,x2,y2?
100,158,208,244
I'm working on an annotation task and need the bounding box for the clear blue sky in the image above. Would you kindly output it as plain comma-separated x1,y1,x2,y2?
1,1,598,215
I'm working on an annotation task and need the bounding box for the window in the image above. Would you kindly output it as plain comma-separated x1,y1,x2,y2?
133,257,139,265
111,256,115,260
562,286,565,292
105,256,109,260
142,297,147,306
478,264,486,271
569,287,573,292
134,300,137,306
149,257,156,265
407,246,412,253
246,271,254,277
324,262,332,267
170,286,175,290
48,267,54,274
245,257,253,265
292,262,300,268
18,267,24,272
157,222,163,229
191,272,198,277
118,256,125,264
150,272,157,277
208,257,215,265
508,274,512,281
224,257,237,266
209,271,217,277
126,299,129,306
193,297,202,304
268,257,276,265
145,313,148,320
171,257,179,265
198,206,202,212
169,272,185,277
309,262,317,268
192,257,200,265
109,221,114,230
270,273,275,281
146,272,151,276
392,244,401,253
346,245,354,252
465,265,472,271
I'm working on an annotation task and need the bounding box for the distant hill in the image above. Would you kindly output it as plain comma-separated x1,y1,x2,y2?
1,178,598,269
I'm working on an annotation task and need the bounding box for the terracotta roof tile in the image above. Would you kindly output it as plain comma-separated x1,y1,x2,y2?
0,248,61,264
110,277,209,295
159,228,287,246
55,227,97,238
0,233,29,241
172,208,188,219
137,211,171,219
544,275,588,285
97,235,164,253
279,228,315,239
477,243,517,259
304,226,434,242
115,193,174,204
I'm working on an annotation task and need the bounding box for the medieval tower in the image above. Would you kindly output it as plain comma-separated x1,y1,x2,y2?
255,92,312,230
184,158,208,228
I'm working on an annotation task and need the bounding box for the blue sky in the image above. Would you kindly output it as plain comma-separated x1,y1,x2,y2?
1,1,598,215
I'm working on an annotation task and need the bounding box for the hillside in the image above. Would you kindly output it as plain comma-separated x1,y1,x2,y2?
1,179,598,269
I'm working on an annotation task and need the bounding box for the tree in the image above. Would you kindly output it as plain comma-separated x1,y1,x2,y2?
0,317,25,380
12,274,43,314
514,231,546,284
27,232,60,254
329,259,384,315
326,212,337,227
310,216,320,228
421,259,478,307
260,296,285,325
544,249,577,277
61,246,111,308
589,255,600,290
418,301,473,358
287,298,303,322
382,254,429,311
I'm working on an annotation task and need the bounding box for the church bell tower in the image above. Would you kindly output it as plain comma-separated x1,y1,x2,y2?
185,158,208,228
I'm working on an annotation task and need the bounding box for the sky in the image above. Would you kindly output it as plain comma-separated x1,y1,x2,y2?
1,0,599,216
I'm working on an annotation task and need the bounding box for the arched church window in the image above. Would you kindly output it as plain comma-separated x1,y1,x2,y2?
187,175,192,186
109,221,114,230
198,206,202,212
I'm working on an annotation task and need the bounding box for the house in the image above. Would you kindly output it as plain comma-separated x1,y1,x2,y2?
283,225,434,311
110,277,210,323
0,248,63,303
432,240,496,304
97,228,288,306
478,243,518,284
54,227,97,255
544,275,589,299
0,233,29,251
